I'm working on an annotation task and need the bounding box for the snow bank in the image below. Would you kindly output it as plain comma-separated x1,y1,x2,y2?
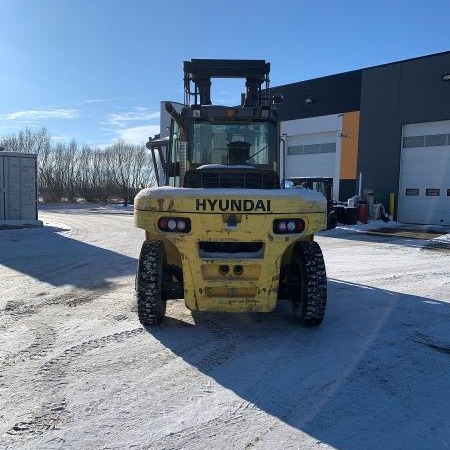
324,219,450,242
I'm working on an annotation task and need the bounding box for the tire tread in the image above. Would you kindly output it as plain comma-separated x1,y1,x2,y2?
292,241,327,327
135,240,166,326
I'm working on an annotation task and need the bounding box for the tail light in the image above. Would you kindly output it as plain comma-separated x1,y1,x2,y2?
273,218,305,234
158,217,191,233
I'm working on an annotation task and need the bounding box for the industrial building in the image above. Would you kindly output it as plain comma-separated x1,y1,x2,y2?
272,51,450,226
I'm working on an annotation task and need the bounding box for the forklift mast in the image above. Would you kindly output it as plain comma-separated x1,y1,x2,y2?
183,59,271,107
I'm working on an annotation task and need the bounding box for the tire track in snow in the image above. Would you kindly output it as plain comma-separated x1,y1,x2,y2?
194,316,237,373
3,285,116,317
151,310,302,449
5,399,71,439
4,327,145,443
87,307,239,442
380,270,450,284
0,323,57,368
39,327,145,381
149,399,268,450
171,307,328,448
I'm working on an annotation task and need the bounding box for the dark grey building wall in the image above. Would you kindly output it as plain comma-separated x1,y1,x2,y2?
358,51,450,210
399,52,450,123
358,64,403,206
339,179,358,202
272,70,362,121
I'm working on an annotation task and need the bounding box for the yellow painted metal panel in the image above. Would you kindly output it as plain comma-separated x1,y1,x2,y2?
340,111,360,180
134,187,327,313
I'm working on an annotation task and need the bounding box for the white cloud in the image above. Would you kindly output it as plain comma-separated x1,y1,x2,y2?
80,98,107,104
78,97,133,105
117,125,160,145
2,108,80,121
105,108,160,127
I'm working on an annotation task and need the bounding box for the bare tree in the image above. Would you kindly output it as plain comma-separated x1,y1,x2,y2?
0,128,157,203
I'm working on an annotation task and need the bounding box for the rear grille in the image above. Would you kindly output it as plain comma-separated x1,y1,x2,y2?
184,169,279,189
199,242,264,259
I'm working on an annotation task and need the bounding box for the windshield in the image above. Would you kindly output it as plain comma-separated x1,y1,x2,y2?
191,122,273,165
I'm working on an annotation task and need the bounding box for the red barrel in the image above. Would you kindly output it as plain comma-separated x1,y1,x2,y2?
358,201,368,224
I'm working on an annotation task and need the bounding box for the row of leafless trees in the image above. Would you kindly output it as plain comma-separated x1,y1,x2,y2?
0,128,156,203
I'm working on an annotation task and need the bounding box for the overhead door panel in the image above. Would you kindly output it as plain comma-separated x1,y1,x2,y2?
286,132,337,178
398,120,450,225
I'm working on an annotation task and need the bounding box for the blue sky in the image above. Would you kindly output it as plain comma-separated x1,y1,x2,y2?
1,0,449,147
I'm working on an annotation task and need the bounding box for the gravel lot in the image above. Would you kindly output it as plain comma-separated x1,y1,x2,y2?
1,207,449,450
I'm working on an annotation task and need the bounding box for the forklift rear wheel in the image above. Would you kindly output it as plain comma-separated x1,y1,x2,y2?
291,241,327,327
135,240,166,326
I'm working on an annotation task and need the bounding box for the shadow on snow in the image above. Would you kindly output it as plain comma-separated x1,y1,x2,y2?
148,279,450,450
0,226,137,288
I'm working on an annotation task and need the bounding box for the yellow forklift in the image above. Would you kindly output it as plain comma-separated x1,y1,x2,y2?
134,59,328,326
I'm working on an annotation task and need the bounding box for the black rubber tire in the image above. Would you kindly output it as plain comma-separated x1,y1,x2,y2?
135,240,166,326
291,241,327,327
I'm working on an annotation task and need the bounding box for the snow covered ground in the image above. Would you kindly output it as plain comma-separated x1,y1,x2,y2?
1,206,449,450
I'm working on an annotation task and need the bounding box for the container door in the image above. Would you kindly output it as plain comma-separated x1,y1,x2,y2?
5,156,22,220
20,157,37,220
0,156,4,220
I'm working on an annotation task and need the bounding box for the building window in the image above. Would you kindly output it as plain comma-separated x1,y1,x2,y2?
403,133,450,148
403,136,425,148
288,145,303,155
406,188,419,196
426,189,440,196
321,143,337,153
303,144,320,154
287,142,336,155
425,134,447,146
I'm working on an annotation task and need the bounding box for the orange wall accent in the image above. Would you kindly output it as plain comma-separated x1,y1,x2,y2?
340,111,360,179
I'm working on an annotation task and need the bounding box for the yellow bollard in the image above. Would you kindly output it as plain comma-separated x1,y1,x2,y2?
389,192,395,218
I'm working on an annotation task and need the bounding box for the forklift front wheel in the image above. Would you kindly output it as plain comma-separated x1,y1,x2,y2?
135,240,166,326
291,241,327,327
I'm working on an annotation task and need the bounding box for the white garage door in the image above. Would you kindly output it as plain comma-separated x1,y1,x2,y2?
398,120,450,225
285,131,337,178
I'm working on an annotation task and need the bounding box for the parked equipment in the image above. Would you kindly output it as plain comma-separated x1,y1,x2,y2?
134,59,328,327
287,177,337,229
